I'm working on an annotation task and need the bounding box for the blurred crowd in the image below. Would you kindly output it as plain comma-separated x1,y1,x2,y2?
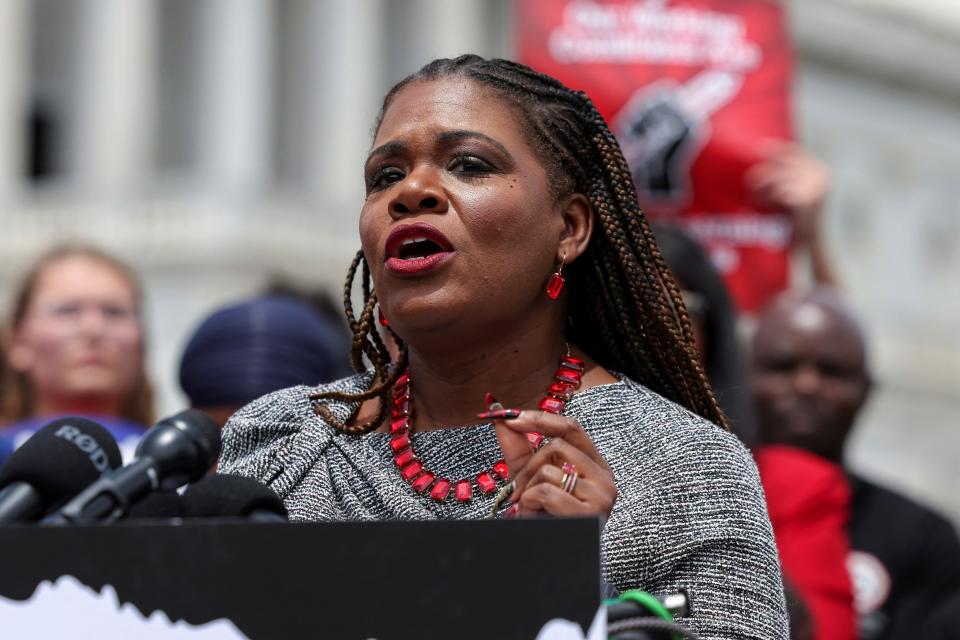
0,245,352,462
0,136,955,639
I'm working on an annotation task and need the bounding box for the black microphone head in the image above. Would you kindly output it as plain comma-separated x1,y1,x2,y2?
0,417,122,512
135,409,221,489
125,489,185,520
182,474,287,520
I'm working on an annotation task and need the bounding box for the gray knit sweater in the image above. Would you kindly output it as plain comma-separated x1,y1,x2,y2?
219,372,788,639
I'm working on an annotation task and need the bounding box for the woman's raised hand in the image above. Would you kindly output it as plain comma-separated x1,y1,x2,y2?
492,410,617,522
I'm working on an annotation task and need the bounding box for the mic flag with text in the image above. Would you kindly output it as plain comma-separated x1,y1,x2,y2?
516,0,794,312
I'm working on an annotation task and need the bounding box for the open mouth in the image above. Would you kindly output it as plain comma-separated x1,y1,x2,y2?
384,223,455,275
396,237,446,261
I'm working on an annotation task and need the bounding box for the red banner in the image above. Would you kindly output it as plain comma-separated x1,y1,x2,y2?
517,0,794,312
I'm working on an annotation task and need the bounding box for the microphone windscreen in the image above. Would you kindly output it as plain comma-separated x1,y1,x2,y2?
182,474,287,519
169,408,222,464
134,409,223,489
126,490,185,519
0,417,122,509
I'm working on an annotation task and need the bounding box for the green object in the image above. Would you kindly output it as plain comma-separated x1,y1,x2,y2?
605,589,674,621
605,590,677,639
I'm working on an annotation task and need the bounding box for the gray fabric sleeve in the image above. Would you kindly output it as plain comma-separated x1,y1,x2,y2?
643,431,787,640
217,385,319,488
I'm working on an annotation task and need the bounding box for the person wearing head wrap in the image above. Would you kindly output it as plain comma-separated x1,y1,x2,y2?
179,295,350,428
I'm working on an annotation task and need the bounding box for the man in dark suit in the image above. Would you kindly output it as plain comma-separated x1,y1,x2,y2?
751,288,960,639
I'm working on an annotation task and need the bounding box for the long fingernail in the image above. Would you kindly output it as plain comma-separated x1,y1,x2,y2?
504,504,519,519
476,409,522,420
484,392,504,412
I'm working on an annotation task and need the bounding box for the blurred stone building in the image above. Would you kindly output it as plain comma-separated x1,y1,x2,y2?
0,1,957,519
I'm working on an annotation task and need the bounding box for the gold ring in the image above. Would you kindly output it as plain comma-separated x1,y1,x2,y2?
560,462,578,494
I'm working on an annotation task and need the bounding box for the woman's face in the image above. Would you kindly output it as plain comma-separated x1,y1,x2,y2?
359,78,564,337
9,256,144,409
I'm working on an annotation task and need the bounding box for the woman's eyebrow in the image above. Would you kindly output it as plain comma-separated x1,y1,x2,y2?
366,130,514,167
366,140,405,166
437,130,513,161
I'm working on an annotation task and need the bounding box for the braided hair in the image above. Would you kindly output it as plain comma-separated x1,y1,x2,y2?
311,55,727,431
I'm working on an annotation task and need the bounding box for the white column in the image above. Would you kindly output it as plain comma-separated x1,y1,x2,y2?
0,0,31,202
195,0,274,197
406,0,489,63
284,0,383,218
66,0,157,195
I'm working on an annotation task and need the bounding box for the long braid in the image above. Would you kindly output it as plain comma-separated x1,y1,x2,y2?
310,250,407,434
314,55,727,432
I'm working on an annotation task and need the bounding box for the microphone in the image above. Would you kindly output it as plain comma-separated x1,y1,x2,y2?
605,590,693,640
42,409,220,525
181,474,288,523
0,417,122,524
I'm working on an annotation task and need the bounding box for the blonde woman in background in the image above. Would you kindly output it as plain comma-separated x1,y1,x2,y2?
0,244,153,463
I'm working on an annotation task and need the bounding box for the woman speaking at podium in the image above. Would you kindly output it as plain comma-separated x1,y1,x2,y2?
220,56,787,639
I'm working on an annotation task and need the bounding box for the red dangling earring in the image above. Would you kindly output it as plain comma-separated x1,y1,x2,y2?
378,306,389,327
545,252,566,300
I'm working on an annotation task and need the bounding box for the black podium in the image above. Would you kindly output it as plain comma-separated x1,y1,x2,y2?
0,519,602,639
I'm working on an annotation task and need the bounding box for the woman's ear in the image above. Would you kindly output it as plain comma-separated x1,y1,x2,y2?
557,193,594,263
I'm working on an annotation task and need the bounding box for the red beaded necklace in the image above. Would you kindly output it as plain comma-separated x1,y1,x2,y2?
387,353,585,502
